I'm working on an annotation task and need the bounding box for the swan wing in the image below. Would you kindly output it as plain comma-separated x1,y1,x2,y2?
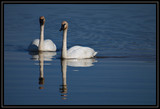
43,39,57,51
67,46,97,59
67,46,81,54
28,39,39,51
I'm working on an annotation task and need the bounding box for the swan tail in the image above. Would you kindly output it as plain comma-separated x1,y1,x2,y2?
93,52,98,57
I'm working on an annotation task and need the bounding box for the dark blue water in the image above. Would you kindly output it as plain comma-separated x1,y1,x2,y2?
4,4,156,105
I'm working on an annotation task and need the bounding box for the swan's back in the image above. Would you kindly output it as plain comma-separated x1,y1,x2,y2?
67,46,97,59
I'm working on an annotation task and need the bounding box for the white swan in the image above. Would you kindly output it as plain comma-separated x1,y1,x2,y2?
28,16,56,52
59,21,97,59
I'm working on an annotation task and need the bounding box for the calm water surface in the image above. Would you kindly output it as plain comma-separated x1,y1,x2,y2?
4,4,156,105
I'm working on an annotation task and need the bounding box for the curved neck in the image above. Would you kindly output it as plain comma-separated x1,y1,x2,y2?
39,24,44,51
62,29,68,59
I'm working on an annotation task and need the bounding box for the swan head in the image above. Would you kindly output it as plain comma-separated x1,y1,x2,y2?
39,16,45,25
59,21,68,31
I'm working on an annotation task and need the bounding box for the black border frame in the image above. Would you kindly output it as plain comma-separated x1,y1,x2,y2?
1,0,159,108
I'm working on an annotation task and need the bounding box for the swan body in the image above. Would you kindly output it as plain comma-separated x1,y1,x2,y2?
60,21,97,59
28,16,56,52
67,46,97,59
28,39,56,51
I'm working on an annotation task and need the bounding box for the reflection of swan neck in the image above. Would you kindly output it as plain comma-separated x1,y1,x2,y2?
39,52,44,78
39,24,44,51
62,29,68,59
61,59,67,86
39,52,44,85
60,59,67,97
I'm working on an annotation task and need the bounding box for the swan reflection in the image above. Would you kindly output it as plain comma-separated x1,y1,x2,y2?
29,51,57,61
60,59,68,99
66,58,97,67
60,58,97,99
29,51,56,89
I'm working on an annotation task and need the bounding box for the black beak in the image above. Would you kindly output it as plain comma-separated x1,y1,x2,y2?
40,19,44,25
59,24,66,31
59,27,63,31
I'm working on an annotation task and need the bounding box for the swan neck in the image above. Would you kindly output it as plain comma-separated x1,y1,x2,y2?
39,24,44,51
62,29,68,58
